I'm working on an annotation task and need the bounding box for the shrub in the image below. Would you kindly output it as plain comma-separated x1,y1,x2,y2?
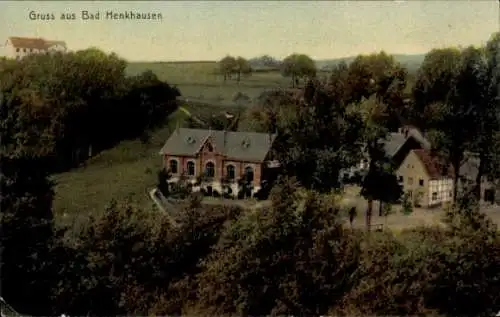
196,180,361,315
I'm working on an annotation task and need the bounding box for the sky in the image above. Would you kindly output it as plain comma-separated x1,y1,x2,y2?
0,1,498,62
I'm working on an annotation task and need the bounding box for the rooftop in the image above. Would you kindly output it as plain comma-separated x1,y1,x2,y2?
160,128,277,162
7,37,66,50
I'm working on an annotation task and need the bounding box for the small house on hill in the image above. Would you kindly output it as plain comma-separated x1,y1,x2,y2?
5,36,67,60
396,149,454,208
159,128,279,197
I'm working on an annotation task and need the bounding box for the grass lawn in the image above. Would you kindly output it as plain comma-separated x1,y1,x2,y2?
51,104,200,226
126,61,296,106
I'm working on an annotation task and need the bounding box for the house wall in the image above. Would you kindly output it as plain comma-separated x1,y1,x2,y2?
392,137,424,169
397,150,431,207
397,151,454,208
49,44,66,52
4,40,66,60
428,178,453,206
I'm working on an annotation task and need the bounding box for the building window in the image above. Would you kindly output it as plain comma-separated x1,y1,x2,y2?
432,192,438,201
226,164,235,180
398,176,403,183
207,143,213,152
408,177,413,185
449,191,453,198
205,162,215,178
187,161,195,176
30,48,33,53
419,179,424,186
169,159,178,174
244,166,254,182
407,190,413,199
23,48,26,52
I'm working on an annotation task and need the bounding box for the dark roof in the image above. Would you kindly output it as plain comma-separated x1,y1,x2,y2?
382,126,431,158
413,149,453,179
383,132,407,157
160,128,276,162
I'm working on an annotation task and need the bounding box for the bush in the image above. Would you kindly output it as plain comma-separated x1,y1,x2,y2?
196,180,361,315
52,198,240,316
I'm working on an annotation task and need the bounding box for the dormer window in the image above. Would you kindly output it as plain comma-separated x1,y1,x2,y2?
186,136,195,144
242,139,250,148
207,143,213,152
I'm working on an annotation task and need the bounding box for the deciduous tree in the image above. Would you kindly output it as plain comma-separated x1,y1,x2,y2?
281,54,317,88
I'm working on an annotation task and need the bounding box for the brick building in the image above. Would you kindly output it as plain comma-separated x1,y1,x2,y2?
159,128,278,197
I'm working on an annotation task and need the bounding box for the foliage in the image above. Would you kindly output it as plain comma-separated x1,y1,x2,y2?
196,178,361,315
276,79,365,192
238,89,298,133
218,55,252,83
411,45,497,201
401,192,413,214
0,49,179,172
0,156,56,315
281,53,317,87
0,76,58,315
51,198,242,316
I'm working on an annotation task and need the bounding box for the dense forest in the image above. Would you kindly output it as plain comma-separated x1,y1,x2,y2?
2,32,500,316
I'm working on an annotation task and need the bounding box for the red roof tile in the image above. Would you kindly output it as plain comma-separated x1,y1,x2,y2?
8,37,66,50
413,149,453,179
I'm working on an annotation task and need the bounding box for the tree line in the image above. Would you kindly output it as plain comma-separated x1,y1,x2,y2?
0,48,180,172
218,53,317,87
2,33,500,316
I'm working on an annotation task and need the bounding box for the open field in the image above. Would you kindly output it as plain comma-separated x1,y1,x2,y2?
126,61,302,106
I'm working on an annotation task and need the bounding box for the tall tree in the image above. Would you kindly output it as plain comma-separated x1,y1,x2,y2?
234,56,252,83
346,52,407,230
277,79,365,192
218,55,237,82
412,47,480,201
469,33,500,201
281,54,317,88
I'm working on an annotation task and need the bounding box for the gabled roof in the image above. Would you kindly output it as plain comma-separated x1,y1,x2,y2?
412,149,453,179
383,132,407,157
382,126,431,158
160,128,276,162
7,37,66,50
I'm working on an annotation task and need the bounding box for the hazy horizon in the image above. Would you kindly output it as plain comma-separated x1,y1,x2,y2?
1,1,498,62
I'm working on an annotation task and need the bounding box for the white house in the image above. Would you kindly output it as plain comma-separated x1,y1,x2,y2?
4,37,67,60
